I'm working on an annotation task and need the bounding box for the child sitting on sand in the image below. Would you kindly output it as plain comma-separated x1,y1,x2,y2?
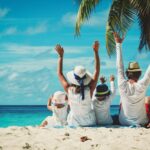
114,32,150,127
92,75,116,125
55,41,100,127
40,91,68,127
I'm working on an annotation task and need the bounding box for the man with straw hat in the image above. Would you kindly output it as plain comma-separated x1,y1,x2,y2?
114,32,150,127
55,41,100,127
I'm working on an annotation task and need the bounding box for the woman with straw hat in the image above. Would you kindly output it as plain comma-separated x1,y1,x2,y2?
114,32,150,127
55,41,100,127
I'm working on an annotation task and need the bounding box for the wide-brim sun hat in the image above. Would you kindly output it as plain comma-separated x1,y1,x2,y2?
66,66,92,86
127,62,141,72
52,91,66,104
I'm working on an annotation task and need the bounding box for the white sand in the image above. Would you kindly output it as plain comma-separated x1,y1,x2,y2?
0,126,150,150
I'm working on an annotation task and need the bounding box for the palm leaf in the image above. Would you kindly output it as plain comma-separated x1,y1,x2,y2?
129,0,150,14
129,0,150,50
75,0,100,35
138,12,150,50
106,0,136,55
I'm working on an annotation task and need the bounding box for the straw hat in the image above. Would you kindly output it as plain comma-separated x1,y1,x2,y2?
66,66,92,86
127,62,141,72
52,91,66,104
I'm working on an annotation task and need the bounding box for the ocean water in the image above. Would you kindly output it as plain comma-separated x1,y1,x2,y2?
0,105,119,128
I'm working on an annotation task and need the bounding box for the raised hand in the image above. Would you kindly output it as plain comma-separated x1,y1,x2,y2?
110,75,115,81
113,32,124,43
100,76,107,84
93,41,99,52
55,44,64,57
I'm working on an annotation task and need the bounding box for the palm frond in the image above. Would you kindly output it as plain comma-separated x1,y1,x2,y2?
129,0,150,15
75,0,100,35
129,0,150,51
106,0,136,55
138,12,150,50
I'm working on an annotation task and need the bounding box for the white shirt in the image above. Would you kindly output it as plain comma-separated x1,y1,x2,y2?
116,43,150,126
92,81,116,125
67,87,96,127
43,104,68,127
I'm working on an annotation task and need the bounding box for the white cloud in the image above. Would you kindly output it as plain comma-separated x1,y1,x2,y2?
1,43,51,54
51,46,90,54
136,53,149,59
0,8,10,18
1,27,17,35
25,22,48,35
0,21,48,36
61,10,109,27
8,72,18,80
1,43,91,55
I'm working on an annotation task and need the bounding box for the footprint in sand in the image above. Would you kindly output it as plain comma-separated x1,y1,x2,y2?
0,146,3,150
33,142,46,150
22,143,31,149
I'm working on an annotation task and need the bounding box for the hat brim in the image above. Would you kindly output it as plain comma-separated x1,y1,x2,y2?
127,68,141,72
66,70,92,86
95,91,110,97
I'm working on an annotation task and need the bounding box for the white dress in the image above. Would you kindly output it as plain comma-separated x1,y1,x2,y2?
116,43,150,126
67,87,96,127
43,104,68,127
93,81,116,125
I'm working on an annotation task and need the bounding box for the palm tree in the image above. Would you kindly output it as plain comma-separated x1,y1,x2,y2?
75,0,150,55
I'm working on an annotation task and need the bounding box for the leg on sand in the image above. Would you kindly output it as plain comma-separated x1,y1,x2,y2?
40,121,48,127
145,97,150,128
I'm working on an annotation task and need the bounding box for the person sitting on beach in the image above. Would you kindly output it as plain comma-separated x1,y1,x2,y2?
145,96,150,128
55,41,100,127
114,32,150,127
92,75,116,125
40,91,68,127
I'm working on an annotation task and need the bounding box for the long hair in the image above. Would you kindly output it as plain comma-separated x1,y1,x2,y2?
70,84,89,94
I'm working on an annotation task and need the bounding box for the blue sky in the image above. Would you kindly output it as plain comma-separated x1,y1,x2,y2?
0,0,150,105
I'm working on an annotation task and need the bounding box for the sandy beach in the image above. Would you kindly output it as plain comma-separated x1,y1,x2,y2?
0,126,150,150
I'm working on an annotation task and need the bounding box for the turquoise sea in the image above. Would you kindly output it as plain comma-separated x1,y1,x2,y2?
0,105,119,128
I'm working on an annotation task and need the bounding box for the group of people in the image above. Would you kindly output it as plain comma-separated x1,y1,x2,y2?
40,33,150,128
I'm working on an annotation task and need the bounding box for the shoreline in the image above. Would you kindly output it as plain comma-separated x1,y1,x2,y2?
0,126,149,150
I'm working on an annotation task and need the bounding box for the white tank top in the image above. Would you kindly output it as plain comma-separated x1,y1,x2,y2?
67,86,96,126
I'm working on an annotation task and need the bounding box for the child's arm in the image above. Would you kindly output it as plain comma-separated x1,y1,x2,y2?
90,41,100,96
110,75,116,99
47,97,52,111
55,45,69,93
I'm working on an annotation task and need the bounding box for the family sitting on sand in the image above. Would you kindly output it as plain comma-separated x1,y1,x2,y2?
40,33,150,128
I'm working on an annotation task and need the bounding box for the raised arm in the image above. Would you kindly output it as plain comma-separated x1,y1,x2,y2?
139,65,150,86
90,41,100,95
113,33,126,85
55,45,69,93
109,75,116,99
47,97,52,111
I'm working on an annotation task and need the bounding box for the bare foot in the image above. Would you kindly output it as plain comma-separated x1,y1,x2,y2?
146,122,150,128
40,121,48,127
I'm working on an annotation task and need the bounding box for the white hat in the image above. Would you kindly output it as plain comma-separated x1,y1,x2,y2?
52,91,66,104
66,66,92,86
